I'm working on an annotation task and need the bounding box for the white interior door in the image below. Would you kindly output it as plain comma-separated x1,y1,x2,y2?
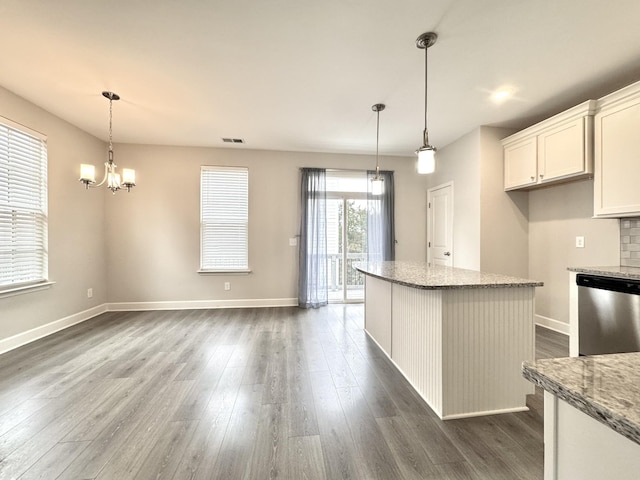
427,183,453,266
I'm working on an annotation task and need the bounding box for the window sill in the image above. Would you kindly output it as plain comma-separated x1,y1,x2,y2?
0,281,55,299
198,269,252,275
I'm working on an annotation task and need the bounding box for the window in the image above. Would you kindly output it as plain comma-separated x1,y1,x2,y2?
200,166,249,272
0,116,48,291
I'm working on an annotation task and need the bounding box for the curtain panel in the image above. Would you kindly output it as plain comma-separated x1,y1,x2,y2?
298,168,328,308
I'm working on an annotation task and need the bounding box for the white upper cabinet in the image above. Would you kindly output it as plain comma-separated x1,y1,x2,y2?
504,137,537,189
502,100,596,191
594,81,640,218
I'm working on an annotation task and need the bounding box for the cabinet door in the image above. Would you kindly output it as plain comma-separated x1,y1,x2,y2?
538,118,590,183
504,138,537,190
594,100,640,217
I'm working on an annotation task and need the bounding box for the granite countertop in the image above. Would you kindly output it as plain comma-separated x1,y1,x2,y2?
568,265,640,281
354,261,543,290
523,353,640,446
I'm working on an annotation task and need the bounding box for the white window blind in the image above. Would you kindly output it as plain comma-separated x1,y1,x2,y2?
0,118,48,289
200,166,249,271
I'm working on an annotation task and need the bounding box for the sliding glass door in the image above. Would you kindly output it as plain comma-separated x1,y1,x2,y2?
327,196,367,302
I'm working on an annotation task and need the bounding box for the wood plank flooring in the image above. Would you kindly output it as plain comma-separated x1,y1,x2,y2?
0,305,568,479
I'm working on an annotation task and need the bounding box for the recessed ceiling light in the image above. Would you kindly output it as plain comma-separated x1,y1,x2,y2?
490,87,515,103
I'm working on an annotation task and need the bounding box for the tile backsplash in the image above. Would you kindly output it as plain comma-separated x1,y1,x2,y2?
621,218,640,267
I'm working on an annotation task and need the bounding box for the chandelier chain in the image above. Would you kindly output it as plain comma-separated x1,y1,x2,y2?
108,95,113,154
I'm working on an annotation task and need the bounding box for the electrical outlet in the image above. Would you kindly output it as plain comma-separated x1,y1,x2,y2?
575,236,585,248
224,282,230,291
87,288,93,298
289,237,298,246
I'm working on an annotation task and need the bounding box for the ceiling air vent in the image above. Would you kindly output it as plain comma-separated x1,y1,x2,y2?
222,138,245,144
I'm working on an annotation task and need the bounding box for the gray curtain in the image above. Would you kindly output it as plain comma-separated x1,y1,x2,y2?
298,168,328,308
367,170,395,262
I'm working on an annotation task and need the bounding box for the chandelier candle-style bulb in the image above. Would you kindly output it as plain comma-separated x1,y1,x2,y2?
80,164,96,188
122,168,136,191
108,171,121,193
122,168,135,185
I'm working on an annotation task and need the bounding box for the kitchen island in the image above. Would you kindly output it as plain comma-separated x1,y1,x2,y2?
355,261,542,419
523,353,640,480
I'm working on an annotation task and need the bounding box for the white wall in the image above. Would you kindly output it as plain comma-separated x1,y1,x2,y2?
0,86,108,343
105,144,427,305
425,129,482,270
529,179,619,327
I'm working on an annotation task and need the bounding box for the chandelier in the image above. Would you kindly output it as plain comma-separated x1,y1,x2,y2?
79,91,136,193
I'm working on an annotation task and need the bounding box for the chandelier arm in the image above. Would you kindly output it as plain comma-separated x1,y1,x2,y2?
94,162,110,187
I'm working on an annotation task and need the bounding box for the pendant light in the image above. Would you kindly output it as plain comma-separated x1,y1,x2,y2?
79,91,136,193
415,32,437,174
371,103,385,196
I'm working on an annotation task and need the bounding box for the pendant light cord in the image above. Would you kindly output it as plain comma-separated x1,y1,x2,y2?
423,45,429,147
376,108,380,174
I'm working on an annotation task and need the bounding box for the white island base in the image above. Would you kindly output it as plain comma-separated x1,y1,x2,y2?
365,275,536,420
543,392,640,480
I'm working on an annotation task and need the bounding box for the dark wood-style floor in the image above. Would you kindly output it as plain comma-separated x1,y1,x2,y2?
0,305,568,479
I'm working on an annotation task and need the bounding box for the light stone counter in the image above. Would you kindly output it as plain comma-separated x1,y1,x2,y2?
523,353,640,445
567,265,640,281
355,261,543,290
523,354,640,479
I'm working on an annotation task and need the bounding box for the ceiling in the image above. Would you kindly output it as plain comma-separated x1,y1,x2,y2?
3,0,640,157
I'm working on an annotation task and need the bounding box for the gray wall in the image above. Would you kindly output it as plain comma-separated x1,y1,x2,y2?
425,128,482,270
479,126,529,278
528,179,619,327
425,126,528,279
105,144,427,304
0,86,108,341
1,84,623,345
0,85,429,346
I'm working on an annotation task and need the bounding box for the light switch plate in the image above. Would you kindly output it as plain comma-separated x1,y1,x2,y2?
576,236,585,248
289,237,298,246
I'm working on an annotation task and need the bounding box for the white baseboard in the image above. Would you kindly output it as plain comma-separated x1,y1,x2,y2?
535,314,570,335
0,304,108,355
106,298,298,311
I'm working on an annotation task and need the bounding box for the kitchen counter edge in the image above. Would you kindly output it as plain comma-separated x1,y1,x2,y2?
355,261,543,290
522,355,640,447
568,265,640,281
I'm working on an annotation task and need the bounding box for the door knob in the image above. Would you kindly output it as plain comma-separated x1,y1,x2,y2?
444,251,451,256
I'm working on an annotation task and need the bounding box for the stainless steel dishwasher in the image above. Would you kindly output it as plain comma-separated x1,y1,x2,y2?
577,274,640,355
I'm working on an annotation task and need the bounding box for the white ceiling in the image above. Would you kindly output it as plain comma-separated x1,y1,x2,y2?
3,0,640,157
